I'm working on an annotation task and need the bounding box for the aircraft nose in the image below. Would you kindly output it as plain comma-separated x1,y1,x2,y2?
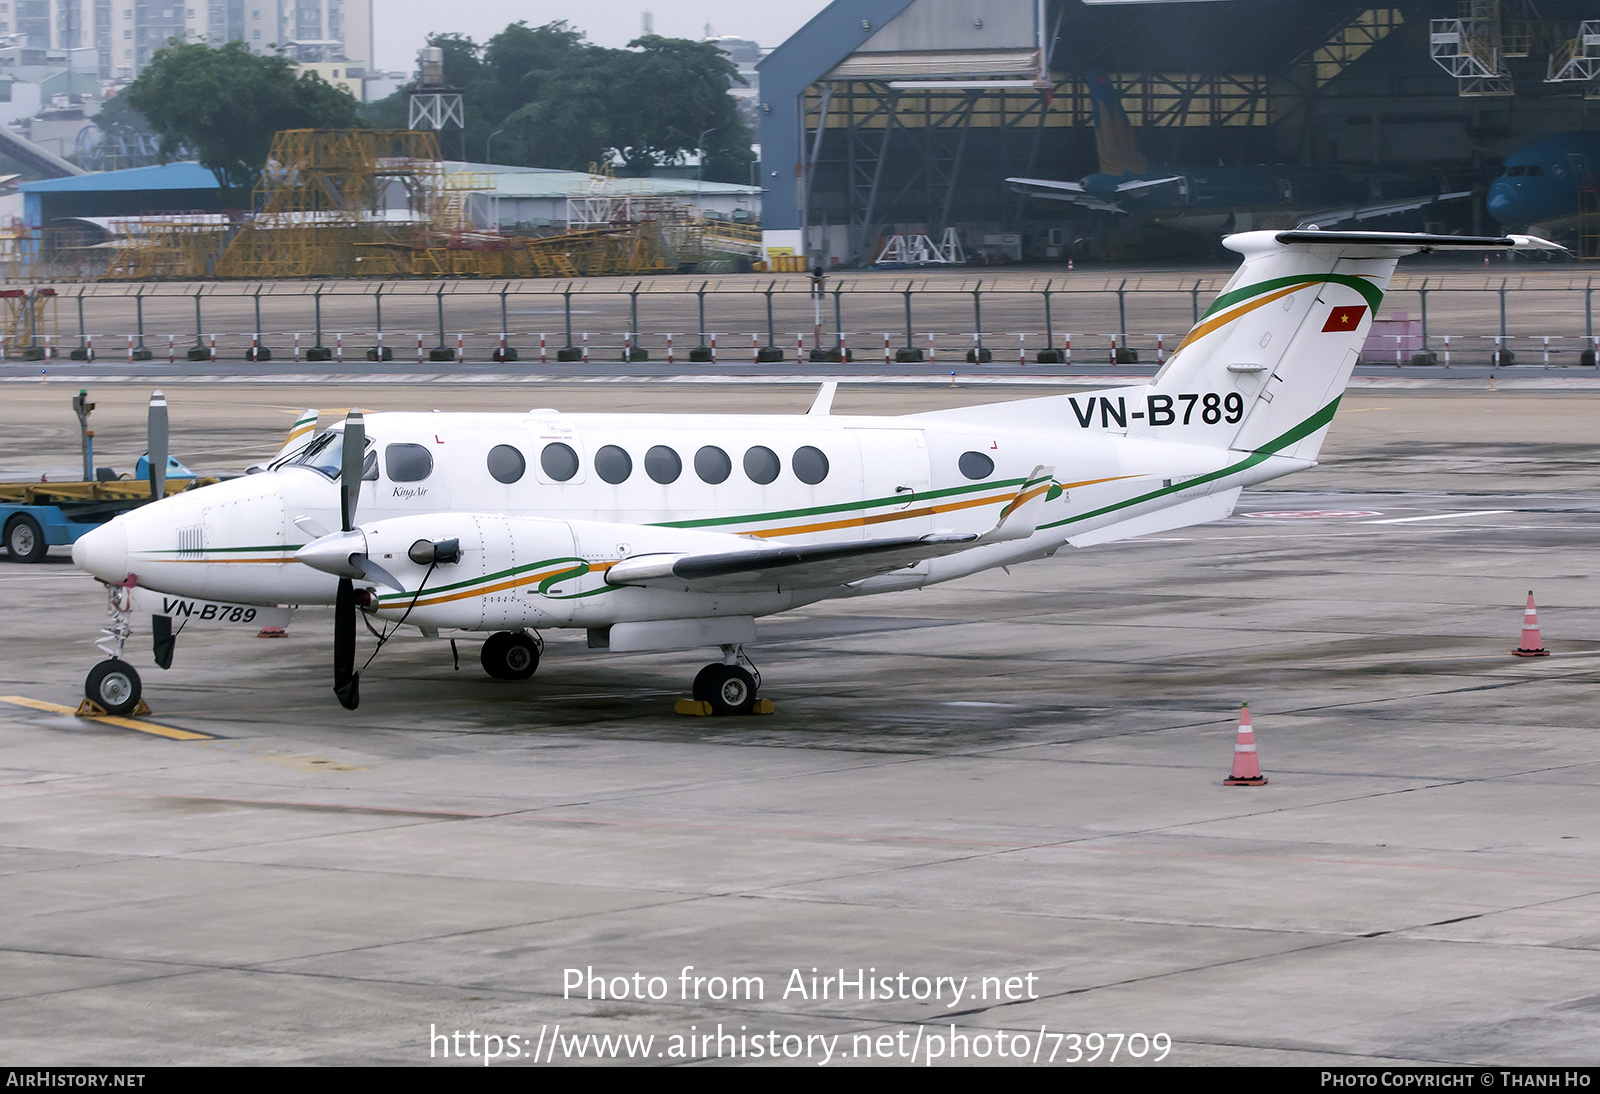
72,520,129,583
1486,183,1516,223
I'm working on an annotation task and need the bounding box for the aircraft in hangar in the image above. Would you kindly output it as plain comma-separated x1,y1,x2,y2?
70,229,1553,718
1485,131,1600,231
1006,71,1470,232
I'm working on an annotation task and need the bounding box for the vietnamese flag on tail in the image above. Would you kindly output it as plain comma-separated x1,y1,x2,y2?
1322,305,1368,332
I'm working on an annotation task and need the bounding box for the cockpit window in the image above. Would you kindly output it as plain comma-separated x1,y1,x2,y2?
274,429,373,480
1505,165,1527,177
1526,164,1544,177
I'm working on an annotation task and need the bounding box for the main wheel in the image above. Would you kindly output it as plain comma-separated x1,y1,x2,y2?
480,631,539,680
697,664,757,716
85,658,141,715
4,514,46,563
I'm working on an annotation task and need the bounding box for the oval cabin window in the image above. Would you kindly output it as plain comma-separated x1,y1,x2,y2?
958,451,994,480
486,444,525,484
694,445,731,484
386,443,433,483
645,445,682,484
594,445,632,484
540,442,580,482
792,446,829,485
743,446,780,485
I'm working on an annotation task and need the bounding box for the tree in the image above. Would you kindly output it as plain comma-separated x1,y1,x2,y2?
612,36,752,183
124,40,364,191
360,22,753,182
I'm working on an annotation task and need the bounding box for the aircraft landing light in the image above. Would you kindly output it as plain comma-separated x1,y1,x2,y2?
0,695,213,741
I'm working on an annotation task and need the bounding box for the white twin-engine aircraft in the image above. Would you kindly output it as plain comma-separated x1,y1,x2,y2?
70,230,1553,716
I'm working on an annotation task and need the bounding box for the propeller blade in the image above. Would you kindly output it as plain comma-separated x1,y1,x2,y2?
293,515,332,540
340,410,364,532
147,390,167,501
352,555,406,593
333,577,360,710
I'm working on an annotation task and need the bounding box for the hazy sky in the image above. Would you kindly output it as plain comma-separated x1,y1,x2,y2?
372,1,834,73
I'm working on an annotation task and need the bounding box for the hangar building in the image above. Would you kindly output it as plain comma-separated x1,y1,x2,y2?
757,0,1600,265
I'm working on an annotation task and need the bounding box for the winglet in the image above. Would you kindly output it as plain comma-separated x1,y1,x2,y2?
979,465,1054,544
808,382,837,416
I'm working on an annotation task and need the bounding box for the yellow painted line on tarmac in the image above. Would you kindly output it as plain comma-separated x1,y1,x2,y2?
0,696,213,741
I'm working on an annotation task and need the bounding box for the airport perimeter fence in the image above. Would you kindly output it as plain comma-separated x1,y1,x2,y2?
7,274,1600,369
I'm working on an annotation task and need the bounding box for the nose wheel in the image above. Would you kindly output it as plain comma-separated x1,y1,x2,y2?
85,658,142,716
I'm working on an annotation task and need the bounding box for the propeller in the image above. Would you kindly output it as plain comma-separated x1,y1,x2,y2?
333,410,364,711
147,390,167,501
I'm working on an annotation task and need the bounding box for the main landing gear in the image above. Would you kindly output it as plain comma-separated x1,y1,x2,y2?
480,630,542,680
690,645,763,716
84,578,144,716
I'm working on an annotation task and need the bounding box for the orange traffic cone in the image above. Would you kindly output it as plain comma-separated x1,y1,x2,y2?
1224,704,1267,786
1512,591,1549,657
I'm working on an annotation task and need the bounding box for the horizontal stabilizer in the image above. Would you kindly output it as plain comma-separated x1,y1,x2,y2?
1068,487,1242,548
1272,230,1561,253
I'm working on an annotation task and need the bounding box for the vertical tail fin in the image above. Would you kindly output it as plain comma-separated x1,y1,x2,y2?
1086,70,1146,177
275,409,319,461
1147,231,1558,462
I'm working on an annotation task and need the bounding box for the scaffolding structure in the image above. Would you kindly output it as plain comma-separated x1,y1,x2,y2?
88,131,739,281
0,288,58,357
103,215,234,280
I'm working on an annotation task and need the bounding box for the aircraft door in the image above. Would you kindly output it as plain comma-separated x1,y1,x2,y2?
853,427,932,542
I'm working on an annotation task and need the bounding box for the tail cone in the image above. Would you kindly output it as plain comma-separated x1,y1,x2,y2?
1224,704,1268,786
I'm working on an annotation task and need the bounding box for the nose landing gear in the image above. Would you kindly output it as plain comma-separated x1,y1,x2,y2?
83,577,146,716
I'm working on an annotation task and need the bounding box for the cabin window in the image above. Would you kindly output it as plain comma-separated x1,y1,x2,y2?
743,446,780,485
595,444,632,484
792,446,829,485
486,444,525,484
959,451,994,480
541,442,580,482
386,443,433,482
645,445,681,484
694,445,731,484
362,450,378,480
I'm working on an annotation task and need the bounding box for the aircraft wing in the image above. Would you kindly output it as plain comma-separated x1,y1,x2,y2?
1113,175,1184,194
1294,191,1472,228
1004,177,1124,213
608,466,1054,593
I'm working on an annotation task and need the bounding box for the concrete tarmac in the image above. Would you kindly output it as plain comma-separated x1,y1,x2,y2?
1,383,1598,1065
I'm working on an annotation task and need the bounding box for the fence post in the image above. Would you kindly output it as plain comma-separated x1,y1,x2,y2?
697,282,708,348
166,334,173,365
1116,279,1128,350
563,284,574,350
435,287,449,356
902,284,914,352
765,280,777,349
1498,279,1508,362
1418,280,1429,353
971,285,983,358
833,283,845,358
1042,281,1054,355
208,333,216,363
